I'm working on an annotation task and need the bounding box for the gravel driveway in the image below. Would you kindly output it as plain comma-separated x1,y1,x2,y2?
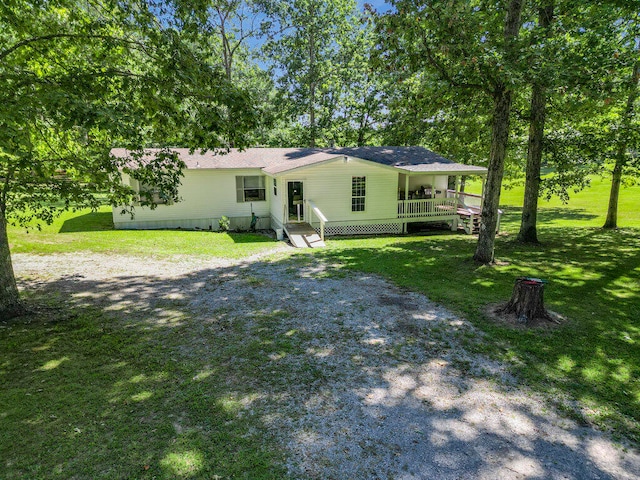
13,249,640,479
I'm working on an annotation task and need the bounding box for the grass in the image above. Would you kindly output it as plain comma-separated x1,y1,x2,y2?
7,207,277,259
0,301,291,479
2,177,639,477
475,175,640,228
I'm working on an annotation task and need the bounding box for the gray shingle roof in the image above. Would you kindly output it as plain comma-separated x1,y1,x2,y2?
111,147,487,175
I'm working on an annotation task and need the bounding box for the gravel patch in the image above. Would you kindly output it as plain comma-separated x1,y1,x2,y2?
13,250,640,479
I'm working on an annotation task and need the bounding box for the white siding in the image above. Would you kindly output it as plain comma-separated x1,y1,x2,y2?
114,160,455,232
280,158,398,223
113,169,271,230
268,175,285,228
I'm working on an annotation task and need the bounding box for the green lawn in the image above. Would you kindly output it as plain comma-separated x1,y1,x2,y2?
478,175,640,228
8,207,278,258
2,178,639,478
0,309,288,479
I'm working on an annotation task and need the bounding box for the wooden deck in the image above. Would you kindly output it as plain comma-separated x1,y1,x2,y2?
284,223,325,248
396,196,490,234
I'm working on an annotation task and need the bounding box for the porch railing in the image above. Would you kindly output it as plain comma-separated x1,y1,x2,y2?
397,198,458,219
305,200,328,241
446,189,483,210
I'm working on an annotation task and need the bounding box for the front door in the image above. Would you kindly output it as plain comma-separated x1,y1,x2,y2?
287,181,304,222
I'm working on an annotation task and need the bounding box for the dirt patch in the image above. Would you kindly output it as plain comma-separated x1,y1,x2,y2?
378,293,418,310
484,303,565,330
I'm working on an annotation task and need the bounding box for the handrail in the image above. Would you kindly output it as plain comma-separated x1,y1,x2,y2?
446,189,483,199
306,200,327,241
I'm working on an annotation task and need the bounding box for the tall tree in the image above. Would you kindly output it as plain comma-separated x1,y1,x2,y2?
517,1,554,243
258,0,359,147
603,25,640,229
473,0,524,263
517,2,639,239
534,6,640,227
174,0,275,146
376,0,527,263
0,0,257,318
330,7,387,146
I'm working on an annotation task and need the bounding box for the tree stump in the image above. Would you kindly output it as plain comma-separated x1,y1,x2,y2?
497,277,558,325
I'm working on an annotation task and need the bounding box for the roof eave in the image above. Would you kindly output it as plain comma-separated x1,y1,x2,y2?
263,155,346,175
398,167,488,176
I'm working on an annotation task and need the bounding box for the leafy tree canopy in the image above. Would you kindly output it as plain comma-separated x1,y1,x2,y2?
0,0,259,316
0,0,259,225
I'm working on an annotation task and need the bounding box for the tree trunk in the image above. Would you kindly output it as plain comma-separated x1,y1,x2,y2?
518,84,546,243
473,0,523,264
498,277,557,325
604,60,639,229
518,3,554,244
603,159,623,228
474,86,513,264
0,209,22,319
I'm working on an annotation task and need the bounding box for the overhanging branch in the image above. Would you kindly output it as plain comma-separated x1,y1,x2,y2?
0,33,155,62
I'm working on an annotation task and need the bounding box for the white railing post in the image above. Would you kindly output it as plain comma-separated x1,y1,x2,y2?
307,200,327,242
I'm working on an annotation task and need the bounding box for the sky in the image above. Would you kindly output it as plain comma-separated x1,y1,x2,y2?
357,0,394,14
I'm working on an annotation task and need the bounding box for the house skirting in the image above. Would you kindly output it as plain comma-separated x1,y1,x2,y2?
310,215,459,237
321,222,403,236
113,215,270,231
114,214,459,236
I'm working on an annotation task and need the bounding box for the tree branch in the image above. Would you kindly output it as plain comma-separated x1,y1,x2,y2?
419,37,490,94
0,33,154,62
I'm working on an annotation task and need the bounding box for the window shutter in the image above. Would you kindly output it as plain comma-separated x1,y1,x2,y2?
236,176,244,202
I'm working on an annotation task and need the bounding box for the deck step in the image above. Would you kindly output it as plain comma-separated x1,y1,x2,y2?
457,207,482,234
284,223,325,248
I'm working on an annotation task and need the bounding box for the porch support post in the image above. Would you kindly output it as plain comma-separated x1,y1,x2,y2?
480,176,486,212
431,175,435,198
404,174,409,200
451,175,460,231
455,175,460,204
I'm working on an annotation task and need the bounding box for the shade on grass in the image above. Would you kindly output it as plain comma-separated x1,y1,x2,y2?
7,207,277,259
4,176,640,454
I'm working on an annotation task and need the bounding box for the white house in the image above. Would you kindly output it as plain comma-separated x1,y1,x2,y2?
111,147,488,243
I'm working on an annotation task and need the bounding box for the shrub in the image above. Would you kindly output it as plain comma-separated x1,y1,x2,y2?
218,215,230,232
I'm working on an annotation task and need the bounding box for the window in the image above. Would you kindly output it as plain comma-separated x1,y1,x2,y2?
236,176,266,202
351,176,366,212
273,178,278,196
136,180,173,205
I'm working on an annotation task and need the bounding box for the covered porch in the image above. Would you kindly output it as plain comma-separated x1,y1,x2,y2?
396,171,487,234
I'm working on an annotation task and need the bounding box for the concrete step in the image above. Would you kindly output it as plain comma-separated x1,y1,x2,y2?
287,233,308,248
304,233,325,248
284,223,325,248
